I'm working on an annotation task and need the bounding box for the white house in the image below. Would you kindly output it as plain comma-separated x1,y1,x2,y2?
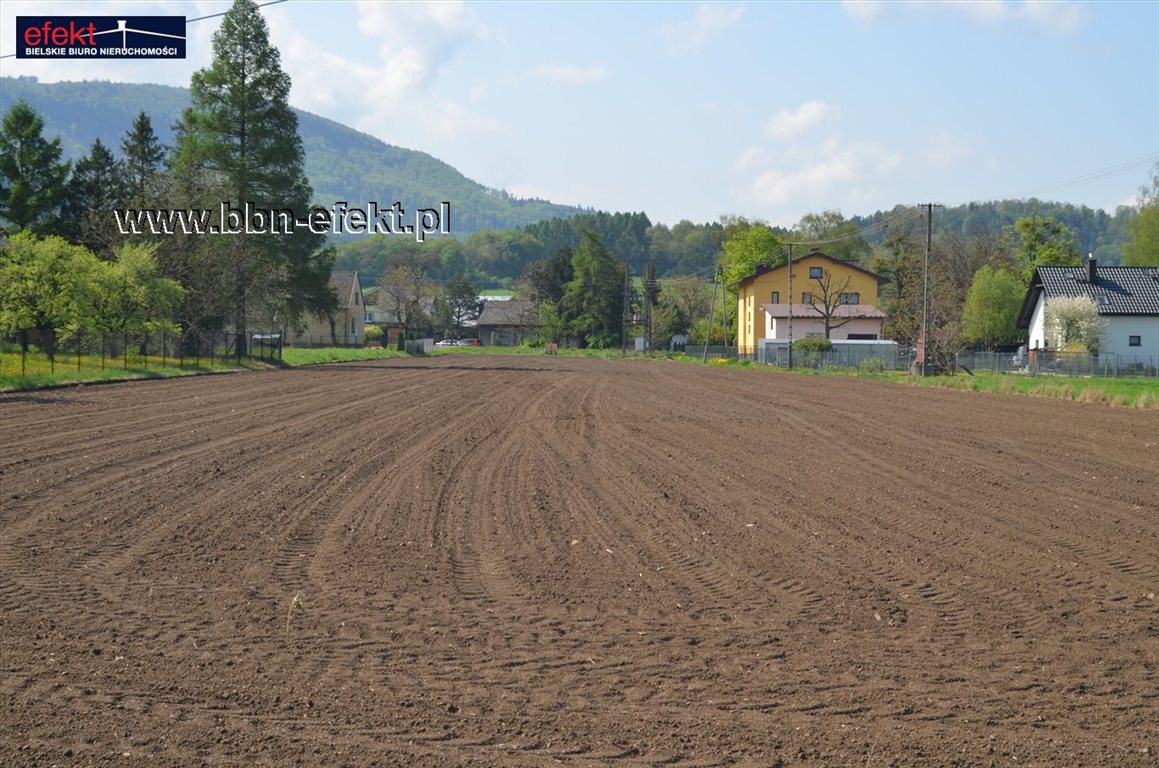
1016,259,1159,360
759,303,887,341
291,271,365,346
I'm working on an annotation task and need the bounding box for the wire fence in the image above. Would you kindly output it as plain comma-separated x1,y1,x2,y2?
758,343,905,371
740,342,1158,379
958,350,1159,378
1,328,283,381
684,346,738,360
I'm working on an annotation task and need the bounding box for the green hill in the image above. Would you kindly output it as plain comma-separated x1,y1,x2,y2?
0,76,588,235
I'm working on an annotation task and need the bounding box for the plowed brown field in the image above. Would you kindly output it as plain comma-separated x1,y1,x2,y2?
2,355,1157,767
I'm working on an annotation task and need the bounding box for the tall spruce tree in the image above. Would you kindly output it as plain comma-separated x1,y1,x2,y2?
63,138,122,256
120,111,167,205
0,101,71,236
173,0,332,354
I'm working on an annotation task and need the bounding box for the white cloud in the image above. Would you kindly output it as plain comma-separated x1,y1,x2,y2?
660,3,744,55
354,1,489,94
259,1,500,146
766,101,838,142
842,0,1087,33
749,140,902,209
735,145,774,170
536,64,609,86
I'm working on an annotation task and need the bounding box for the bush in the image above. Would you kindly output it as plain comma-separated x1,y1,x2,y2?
793,337,833,352
364,324,384,343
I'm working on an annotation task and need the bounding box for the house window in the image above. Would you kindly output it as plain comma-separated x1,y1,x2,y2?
802,292,814,305
809,267,823,279
770,291,780,304
1094,295,1109,306
1129,335,1141,347
351,318,356,333
355,292,360,305
839,292,860,305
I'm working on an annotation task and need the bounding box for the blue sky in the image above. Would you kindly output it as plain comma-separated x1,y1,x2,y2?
2,1,1157,227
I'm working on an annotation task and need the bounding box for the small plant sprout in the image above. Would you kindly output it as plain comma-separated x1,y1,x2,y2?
286,592,304,636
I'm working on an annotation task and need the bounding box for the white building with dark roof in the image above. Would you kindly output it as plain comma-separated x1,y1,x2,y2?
1016,259,1159,360
291,271,366,346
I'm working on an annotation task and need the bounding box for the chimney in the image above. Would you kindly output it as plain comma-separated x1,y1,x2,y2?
1086,254,1097,284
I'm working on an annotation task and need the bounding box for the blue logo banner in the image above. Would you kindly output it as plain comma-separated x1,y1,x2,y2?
16,16,186,59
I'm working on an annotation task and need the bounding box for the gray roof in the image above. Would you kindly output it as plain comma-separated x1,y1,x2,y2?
477,299,538,327
329,271,361,309
760,303,886,319
1017,264,1159,328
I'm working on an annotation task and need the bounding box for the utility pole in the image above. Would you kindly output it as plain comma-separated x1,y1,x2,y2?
919,203,943,376
622,260,629,355
703,265,721,363
786,243,794,370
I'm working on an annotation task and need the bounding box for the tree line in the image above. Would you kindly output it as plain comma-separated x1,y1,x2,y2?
366,169,1156,352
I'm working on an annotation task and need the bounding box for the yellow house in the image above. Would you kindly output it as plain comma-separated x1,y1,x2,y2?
735,250,885,357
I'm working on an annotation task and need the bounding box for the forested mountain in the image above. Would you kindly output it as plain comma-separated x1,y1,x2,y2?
0,76,588,234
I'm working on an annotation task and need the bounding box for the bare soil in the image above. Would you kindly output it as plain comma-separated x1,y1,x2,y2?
2,356,1156,767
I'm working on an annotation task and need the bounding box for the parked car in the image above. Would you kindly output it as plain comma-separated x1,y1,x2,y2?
456,338,481,346
435,339,458,347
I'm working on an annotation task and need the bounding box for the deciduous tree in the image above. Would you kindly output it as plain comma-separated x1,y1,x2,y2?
439,273,482,336
378,254,436,338
794,210,870,264
959,265,1024,349
1122,164,1158,267
1006,215,1081,281
1045,296,1106,354
719,223,784,286
802,266,856,339
0,232,101,358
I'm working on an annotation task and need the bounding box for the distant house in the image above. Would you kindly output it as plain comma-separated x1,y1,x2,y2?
735,250,887,357
291,271,365,347
476,299,538,346
1016,259,1159,359
362,286,438,345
